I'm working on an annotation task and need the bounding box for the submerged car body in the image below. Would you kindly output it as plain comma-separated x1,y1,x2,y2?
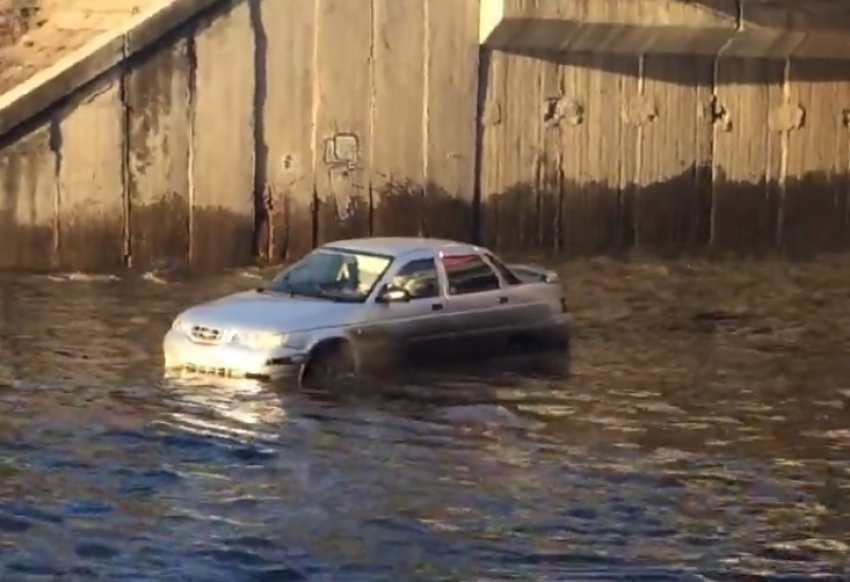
163,237,570,382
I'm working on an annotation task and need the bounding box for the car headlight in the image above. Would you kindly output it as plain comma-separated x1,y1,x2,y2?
239,332,306,350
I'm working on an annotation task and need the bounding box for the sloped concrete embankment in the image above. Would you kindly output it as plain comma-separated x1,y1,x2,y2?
0,0,228,272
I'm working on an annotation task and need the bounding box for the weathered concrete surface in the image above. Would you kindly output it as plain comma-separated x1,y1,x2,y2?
0,0,164,95
56,74,125,271
260,0,314,262
2,0,850,273
423,0,480,243
312,0,372,245
481,0,850,59
0,120,55,270
370,0,425,238
126,37,191,270
478,50,850,259
0,0,220,140
190,1,254,270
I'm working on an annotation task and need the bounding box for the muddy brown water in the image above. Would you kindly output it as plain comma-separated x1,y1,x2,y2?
0,257,849,580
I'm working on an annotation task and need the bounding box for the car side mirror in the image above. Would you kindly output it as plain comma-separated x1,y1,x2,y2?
377,285,410,304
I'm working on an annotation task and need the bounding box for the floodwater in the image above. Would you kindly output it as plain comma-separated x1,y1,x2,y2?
1,257,849,580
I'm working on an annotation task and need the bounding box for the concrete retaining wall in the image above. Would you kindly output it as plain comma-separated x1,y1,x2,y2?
1,0,850,273
480,52,850,258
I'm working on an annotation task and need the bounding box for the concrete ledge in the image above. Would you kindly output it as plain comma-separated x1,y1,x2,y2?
480,0,739,55
481,0,850,59
0,0,221,138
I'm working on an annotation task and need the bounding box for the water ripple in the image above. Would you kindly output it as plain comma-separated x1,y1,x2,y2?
1,261,850,579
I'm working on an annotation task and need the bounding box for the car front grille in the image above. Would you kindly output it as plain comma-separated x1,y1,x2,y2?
189,325,225,344
183,363,238,377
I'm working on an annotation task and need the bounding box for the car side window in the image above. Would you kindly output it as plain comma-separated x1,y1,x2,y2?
442,254,501,295
392,258,440,300
485,252,522,285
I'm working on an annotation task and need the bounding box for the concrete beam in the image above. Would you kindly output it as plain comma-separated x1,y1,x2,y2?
480,0,850,59
0,0,220,139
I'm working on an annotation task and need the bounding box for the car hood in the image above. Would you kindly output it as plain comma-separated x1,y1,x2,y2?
180,290,361,332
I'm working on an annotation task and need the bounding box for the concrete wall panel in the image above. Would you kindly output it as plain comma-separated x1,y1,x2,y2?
636,55,713,252
479,49,509,249
261,0,316,262
559,55,640,255
313,0,372,244
424,0,479,241
711,59,783,255
126,39,191,271
479,51,542,251
191,1,255,270
371,0,426,237
57,78,125,271
0,123,57,271
783,60,850,256
537,56,565,252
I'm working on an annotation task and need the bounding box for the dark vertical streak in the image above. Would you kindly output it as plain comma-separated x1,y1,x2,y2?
186,29,198,265
48,114,63,266
367,0,375,237
120,37,132,268
472,47,491,245
249,0,268,261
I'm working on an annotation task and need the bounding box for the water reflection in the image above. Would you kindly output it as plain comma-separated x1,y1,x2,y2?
0,260,849,579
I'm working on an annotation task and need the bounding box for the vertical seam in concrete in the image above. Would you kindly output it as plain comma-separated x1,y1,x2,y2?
187,31,197,266
708,1,741,250
309,0,321,248
367,0,376,236
421,0,430,204
249,0,269,261
634,54,645,249
48,115,62,268
709,59,719,249
472,51,489,245
777,58,791,252
120,32,131,268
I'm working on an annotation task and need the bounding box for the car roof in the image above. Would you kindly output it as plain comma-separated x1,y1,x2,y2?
322,236,478,258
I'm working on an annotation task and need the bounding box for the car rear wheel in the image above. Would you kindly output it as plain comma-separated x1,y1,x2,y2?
300,341,356,388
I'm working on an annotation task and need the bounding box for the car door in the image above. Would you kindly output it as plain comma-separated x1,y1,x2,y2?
481,251,542,332
365,257,451,364
438,252,514,353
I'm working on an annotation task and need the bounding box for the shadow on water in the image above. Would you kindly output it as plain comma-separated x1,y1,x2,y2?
1,261,850,579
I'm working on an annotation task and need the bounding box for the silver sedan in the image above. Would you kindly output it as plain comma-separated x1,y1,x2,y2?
163,237,571,384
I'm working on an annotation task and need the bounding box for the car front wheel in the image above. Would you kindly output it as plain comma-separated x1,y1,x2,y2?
300,341,357,388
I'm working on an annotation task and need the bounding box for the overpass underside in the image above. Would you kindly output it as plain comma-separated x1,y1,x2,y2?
1,0,850,273
481,0,850,59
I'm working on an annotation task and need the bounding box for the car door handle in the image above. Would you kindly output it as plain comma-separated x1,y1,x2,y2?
431,303,444,311
498,296,508,304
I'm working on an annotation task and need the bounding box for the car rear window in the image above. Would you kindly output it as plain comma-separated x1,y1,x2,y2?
441,254,500,295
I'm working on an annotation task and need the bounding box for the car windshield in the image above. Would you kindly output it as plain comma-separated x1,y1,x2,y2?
267,248,392,302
